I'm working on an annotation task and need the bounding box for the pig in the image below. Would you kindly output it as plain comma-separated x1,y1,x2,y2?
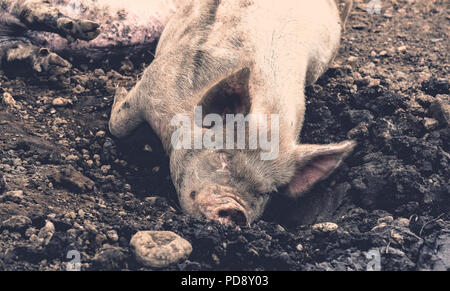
0,0,178,82
109,0,355,226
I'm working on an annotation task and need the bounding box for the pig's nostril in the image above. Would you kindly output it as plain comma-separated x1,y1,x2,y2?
218,209,247,226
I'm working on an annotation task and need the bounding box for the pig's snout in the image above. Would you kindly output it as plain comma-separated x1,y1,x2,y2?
216,208,247,227
195,186,248,227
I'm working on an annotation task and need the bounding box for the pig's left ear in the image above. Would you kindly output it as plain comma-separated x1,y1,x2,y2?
285,141,356,199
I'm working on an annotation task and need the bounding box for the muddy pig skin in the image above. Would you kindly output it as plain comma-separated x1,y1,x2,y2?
109,0,356,226
0,0,178,80
28,0,179,59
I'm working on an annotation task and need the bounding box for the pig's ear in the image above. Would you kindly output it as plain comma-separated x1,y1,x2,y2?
285,141,356,199
197,68,251,119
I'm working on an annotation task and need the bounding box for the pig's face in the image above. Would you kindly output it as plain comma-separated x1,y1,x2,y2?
171,149,277,226
170,139,356,226
164,68,355,226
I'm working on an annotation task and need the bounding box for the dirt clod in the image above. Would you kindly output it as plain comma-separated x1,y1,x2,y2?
130,231,193,268
430,95,450,127
48,165,95,193
1,216,32,231
312,222,339,233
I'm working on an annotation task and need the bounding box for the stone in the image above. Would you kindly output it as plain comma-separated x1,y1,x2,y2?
65,154,79,161
1,92,21,109
38,221,55,245
377,216,394,225
1,216,32,231
430,95,450,127
78,209,85,218
106,230,119,242
368,78,381,87
423,118,439,131
347,56,358,63
92,246,126,270
393,218,410,228
312,222,339,233
101,165,111,174
65,211,77,220
130,231,192,268
96,131,107,138
391,230,404,245
371,222,389,233
0,190,24,203
397,45,407,52
52,97,72,107
48,165,95,193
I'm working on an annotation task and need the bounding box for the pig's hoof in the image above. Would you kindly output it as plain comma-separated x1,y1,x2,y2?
32,48,72,77
5,45,71,86
57,17,100,41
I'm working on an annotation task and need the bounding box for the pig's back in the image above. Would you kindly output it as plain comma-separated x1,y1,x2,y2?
158,0,341,79
242,0,342,85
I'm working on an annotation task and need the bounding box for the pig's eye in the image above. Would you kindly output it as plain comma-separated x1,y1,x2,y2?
190,191,197,200
210,151,232,171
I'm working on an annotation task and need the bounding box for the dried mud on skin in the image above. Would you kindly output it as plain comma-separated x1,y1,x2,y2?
0,0,449,271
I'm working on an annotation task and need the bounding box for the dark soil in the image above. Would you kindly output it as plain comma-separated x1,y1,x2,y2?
0,0,448,271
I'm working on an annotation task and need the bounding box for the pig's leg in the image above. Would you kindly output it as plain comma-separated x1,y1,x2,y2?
13,0,99,41
0,38,71,84
109,87,144,138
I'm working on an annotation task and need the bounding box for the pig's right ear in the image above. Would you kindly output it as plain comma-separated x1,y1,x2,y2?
285,141,356,199
197,68,251,119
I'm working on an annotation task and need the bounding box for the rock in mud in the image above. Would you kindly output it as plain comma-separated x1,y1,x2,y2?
430,94,450,128
106,230,119,242
38,221,55,245
312,222,339,233
422,78,449,96
52,97,72,107
423,118,439,131
130,231,192,268
1,216,32,231
48,165,95,193
1,92,21,110
92,246,127,270
0,190,25,203
377,216,394,225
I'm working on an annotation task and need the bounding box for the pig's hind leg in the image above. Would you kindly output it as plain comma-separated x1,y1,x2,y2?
13,0,99,41
109,87,145,139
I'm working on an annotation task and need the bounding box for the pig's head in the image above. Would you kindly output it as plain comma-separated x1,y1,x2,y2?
171,142,355,226
169,69,356,227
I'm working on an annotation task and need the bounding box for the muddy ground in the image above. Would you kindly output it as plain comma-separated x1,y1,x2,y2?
0,0,449,271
